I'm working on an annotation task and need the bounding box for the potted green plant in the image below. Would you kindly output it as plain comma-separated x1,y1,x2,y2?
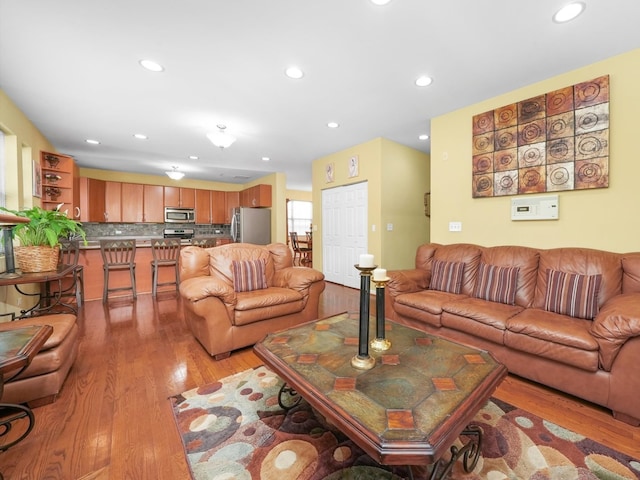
0,203,86,272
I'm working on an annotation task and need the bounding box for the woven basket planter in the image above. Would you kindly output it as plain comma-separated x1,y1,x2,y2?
15,245,60,273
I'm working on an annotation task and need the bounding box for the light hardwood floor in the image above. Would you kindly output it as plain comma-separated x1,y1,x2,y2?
1,283,638,479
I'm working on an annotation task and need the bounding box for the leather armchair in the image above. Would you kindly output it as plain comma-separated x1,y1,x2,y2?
179,242,325,359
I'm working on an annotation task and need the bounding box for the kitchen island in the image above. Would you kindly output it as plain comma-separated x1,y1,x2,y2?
79,236,232,301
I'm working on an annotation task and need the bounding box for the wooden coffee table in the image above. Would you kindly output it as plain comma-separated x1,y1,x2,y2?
254,312,507,479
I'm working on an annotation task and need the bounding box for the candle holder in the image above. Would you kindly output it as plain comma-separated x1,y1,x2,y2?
351,264,377,370
370,277,391,352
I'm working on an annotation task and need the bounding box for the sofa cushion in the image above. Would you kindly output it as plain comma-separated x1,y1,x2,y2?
232,258,268,292
505,308,599,371
544,269,602,320
394,290,466,327
472,263,519,305
233,287,304,326
429,259,465,294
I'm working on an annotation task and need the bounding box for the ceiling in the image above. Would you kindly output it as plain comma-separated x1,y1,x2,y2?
1,1,639,192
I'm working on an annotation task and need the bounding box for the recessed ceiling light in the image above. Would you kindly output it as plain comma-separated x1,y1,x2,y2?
85,139,100,145
134,133,148,140
189,155,199,160
327,122,339,128
262,157,270,161
418,134,429,141
553,2,586,23
370,0,392,5
285,66,304,79
139,59,164,72
415,75,433,87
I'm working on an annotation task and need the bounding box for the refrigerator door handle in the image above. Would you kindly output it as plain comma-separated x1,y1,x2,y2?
230,212,238,242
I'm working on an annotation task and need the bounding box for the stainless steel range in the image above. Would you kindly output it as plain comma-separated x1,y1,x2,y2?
163,228,195,244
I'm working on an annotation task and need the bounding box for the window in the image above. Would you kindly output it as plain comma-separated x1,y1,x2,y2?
287,200,312,235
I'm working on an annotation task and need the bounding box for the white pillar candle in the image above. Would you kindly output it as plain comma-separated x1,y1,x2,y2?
359,253,374,268
373,268,387,281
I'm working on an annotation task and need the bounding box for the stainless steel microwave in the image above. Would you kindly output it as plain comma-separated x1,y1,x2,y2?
164,207,195,223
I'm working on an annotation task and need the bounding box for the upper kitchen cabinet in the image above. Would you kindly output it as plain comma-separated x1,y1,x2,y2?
225,191,239,224
210,190,226,224
79,177,106,222
143,184,164,223
240,184,272,208
104,181,122,222
195,189,211,224
121,183,144,223
165,186,195,208
40,151,79,218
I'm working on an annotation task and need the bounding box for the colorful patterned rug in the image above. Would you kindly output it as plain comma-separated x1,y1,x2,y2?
171,366,640,479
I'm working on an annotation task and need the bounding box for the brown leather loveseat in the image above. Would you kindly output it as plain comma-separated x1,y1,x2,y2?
179,242,326,359
385,243,640,426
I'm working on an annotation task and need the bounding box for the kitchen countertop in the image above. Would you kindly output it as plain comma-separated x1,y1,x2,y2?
81,236,232,249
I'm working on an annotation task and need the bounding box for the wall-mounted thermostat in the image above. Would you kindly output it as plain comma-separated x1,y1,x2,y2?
511,194,559,221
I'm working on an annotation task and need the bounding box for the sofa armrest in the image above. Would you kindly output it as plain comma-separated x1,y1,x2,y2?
386,269,430,297
591,293,640,371
273,267,325,294
179,276,236,306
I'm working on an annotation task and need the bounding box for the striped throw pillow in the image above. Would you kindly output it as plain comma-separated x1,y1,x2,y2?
429,259,465,294
544,269,602,320
232,259,268,292
472,263,520,305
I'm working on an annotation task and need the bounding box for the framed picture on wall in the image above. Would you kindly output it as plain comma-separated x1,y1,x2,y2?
33,160,42,197
325,163,335,183
348,155,359,178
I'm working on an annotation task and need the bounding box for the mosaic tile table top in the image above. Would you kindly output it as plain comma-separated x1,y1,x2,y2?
254,312,507,467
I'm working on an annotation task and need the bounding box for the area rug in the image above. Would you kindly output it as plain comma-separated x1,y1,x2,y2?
170,366,640,480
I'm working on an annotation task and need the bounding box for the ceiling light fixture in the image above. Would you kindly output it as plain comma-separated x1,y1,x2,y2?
165,166,185,180
139,59,165,72
207,125,237,149
415,75,433,87
262,157,270,161
85,139,100,145
327,122,339,128
134,133,148,140
285,66,304,79
370,0,392,5
553,2,586,23
418,134,429,141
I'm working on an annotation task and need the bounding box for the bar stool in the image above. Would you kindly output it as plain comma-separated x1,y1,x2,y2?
57,238,84,307
150,239,181,297
99,239,136,302
191,238,217,248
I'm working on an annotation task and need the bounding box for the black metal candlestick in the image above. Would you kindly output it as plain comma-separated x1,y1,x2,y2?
351,264,376,370
370,277,391,351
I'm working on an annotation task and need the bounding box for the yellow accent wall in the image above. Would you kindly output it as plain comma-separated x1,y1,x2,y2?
312,138,430,271
431,49,640,253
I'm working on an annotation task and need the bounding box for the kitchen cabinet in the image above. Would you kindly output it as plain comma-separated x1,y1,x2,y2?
40,151,79,217
195,189,211,224
210,190,226,224
225,191,239,224
121,183,144,222
165,186,195,208
143,184,164,223
240,184,272,208
104,181,122,222
79,177,106,222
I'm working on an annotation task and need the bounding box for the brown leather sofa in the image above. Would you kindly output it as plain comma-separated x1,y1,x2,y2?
385,243,640,426
0,313,78,406
179,242,326,359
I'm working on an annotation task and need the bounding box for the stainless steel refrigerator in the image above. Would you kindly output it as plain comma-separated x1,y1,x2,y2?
230,207,271,244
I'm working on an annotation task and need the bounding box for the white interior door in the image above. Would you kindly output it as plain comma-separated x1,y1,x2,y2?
322,182,368,288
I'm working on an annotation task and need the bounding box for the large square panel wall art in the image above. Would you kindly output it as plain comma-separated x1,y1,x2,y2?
471,75,609,197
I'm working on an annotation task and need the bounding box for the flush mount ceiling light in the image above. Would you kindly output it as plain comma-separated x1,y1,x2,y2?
285,66,304,79
207,125,237,149
415,75,433,87
133,133,148,140
165,166,185,180
139,59,165,72
418,134,430,141
85,139,100,145
370,0,392,5
327,122,339,128
553,2,586,23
